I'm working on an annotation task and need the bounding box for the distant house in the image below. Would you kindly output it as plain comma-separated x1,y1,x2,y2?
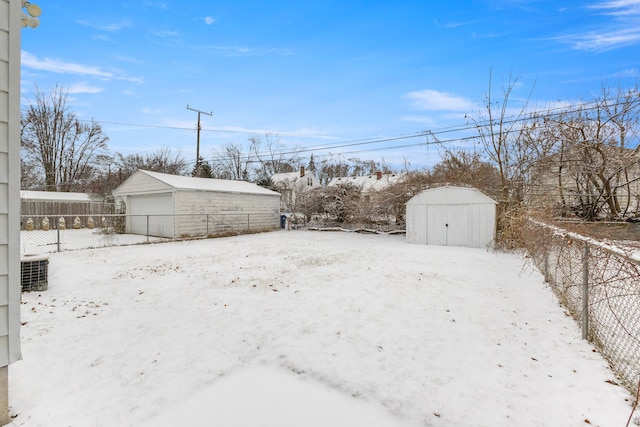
112,170,281,238
271,166,320,210
528,147,640,218
327,172,406,195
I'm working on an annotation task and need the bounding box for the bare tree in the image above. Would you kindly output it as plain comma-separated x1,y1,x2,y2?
20,156,43,190
84,154,117,197
543,86,640,220
21,84,110,192
473,72,536,205
368,171,432,226
297,183,362,223
116,147,187,178
250,134,300,180
314,156,393,186
430,149,501,199
317,157,351,185
210,142,252,180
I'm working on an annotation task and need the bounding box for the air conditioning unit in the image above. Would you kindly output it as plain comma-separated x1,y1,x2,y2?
20,255,49,292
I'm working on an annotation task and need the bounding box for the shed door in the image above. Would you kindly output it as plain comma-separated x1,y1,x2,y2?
129,193,174,238
427,204,470,247
407,204,427,244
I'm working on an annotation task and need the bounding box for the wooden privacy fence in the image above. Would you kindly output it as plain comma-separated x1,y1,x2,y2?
526,219,640,394
21,199,108,217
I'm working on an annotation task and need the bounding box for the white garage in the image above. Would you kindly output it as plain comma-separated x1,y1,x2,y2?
112,170,281,238
406,186,497,248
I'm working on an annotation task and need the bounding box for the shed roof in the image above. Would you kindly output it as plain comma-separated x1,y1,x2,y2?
114,170,280,197
20,190,95,202
407,186,496,206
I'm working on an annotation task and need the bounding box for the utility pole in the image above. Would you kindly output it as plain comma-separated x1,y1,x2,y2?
186,104,212,176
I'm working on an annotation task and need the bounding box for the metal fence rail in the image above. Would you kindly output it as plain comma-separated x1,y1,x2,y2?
20,213,280,255
527,220,640,394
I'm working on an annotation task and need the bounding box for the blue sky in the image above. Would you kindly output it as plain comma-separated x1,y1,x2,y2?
19,0,640,170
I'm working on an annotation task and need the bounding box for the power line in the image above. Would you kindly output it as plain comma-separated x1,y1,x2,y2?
84,95,639,138
43,93,640,166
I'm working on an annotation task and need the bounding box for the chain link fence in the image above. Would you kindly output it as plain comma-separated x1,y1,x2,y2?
20,213,280,255
526,219,640,395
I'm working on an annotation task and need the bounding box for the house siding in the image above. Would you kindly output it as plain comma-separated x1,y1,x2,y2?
0,0,22,370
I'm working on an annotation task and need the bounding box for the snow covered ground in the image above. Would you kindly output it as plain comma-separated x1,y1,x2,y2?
20,228,165,255
9,230,637,426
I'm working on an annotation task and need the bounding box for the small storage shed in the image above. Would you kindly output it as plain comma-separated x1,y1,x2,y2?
406,186,497,248
112,170,281,238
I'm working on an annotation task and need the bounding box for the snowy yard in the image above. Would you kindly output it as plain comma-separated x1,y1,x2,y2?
20,228,165,255
9,231,636,426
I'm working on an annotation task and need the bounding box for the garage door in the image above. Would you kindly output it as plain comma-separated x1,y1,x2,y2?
129,193,175,238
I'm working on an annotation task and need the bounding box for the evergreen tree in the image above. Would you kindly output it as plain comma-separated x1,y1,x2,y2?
192,157,213,178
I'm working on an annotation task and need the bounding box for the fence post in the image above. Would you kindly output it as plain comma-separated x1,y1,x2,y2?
146,215,150,242
206,214,209,237
581,243,589,340
247,214,250,231
543,251,549,283
57,227,61,252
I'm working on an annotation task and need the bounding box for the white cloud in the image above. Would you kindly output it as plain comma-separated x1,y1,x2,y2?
145,1,169,10
612,67,640,77
67,83,103,94
76,20,133,32
433,18,478,28
401,115,438,126
208,125,331,138
204,16,216,25
589,0,640,15
555,1,640,51
147,29,183,46
149,30,181,39
207,45,253,55
21,51,144,84
21,51,114,78
559,27,640,51
403,89,475,112
141,107,164,115
92,34,114,43
111,54,143,64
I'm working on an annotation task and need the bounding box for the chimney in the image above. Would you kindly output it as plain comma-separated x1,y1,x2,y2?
300,166,305,177
376,171,382,180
